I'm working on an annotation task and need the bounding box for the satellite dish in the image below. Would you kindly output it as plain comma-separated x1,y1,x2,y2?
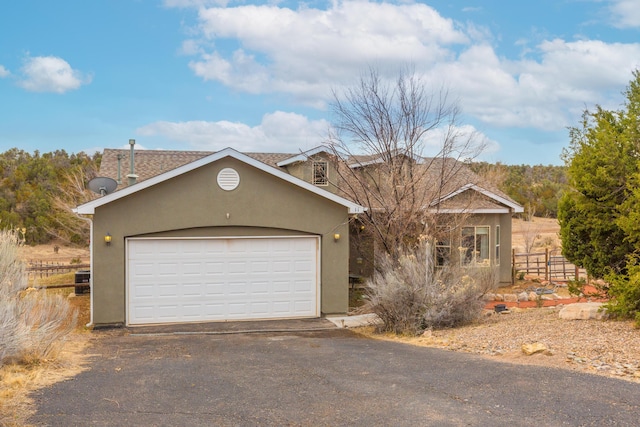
88,177,118,196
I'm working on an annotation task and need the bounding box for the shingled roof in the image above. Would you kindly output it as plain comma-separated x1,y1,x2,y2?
98,147,522,213
100,149,294,188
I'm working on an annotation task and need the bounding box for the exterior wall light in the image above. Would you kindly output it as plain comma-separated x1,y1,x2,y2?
104,233,112,246
333,233,340,241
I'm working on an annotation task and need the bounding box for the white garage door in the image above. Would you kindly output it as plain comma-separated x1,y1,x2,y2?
127,237,320,325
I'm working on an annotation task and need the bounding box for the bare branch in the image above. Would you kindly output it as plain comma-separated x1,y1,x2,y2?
325,66,487,261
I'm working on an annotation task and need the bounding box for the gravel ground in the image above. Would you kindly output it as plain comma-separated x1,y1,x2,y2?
365,307,640,382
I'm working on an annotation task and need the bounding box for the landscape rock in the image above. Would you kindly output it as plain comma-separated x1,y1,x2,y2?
504,294,518,302
528,292,539,301
484,293,496,301
494,294,504,302
517,292,529,302
558,302,606,320
522,342,548,355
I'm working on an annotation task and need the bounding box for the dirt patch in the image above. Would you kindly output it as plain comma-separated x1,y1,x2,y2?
356,307,640,383
18,243,89,264
511,217,560,253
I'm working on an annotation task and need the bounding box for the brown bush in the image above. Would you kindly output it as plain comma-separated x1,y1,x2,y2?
364,246,497,335
0,230,77,366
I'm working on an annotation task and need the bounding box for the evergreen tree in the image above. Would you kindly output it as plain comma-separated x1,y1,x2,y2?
559,70,640,317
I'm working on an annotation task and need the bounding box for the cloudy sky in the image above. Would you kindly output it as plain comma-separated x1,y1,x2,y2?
1,0,639,165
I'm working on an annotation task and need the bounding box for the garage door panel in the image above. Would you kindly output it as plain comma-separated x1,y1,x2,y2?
250,261,269,273
250,281,269,294
132,284,155,299
127,237,319,325
228,282,248,295
203,261,225,275
205,283,226,296
228,261,247,274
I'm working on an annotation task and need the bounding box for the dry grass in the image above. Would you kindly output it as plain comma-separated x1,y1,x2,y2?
511,217,561,253
18,243,89,264
1,236,92,427
0,332,91,427
0,288,91,427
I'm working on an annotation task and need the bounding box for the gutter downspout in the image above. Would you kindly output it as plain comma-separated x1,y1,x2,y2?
73,213,94,327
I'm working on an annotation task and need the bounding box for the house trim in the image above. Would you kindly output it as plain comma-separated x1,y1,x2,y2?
276,146,331,167
75,147,366,215
430,183,524,213
428,208,512,214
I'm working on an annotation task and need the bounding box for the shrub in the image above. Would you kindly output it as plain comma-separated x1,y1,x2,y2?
0,230,77,366
363,246,498,335
604,258,640,319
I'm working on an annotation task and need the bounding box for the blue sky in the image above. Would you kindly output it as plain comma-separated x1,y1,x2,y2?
1,0,639,165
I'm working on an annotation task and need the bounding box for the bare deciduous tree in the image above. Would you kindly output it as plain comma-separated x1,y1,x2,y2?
43,166,97,245
325,66,486,262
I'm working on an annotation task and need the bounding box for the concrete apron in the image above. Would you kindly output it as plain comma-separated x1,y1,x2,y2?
122,314,378,336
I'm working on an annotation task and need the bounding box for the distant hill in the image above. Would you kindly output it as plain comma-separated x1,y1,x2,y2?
469,162,568,218
0,148,100,245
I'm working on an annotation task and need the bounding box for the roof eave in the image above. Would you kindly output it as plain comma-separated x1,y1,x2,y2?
431,183,524,212
428,208,513,214
276,145,331,167
74,147,366,215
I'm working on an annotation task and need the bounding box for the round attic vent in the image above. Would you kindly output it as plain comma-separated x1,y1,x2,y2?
217,168,240,191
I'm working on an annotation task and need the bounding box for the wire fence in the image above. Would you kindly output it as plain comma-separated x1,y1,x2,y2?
26,260,90,281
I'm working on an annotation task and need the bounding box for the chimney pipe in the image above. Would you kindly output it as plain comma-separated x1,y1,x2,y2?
127,139,138,186
116,153,123,184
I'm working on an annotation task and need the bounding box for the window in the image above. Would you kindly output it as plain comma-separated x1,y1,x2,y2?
313,161,328,186
460,226,490,266
435,227,451,267
495,225,500,266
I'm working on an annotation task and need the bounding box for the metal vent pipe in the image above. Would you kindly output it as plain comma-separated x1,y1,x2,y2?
127,139,138,186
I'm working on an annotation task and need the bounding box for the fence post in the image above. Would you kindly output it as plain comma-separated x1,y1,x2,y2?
512,248,516,284
545,248,549,281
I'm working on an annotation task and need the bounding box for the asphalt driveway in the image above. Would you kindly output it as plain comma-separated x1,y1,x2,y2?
31,322,640,426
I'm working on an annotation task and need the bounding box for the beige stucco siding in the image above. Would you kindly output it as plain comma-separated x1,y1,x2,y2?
455,213,513,283
91,157,350,325
282,152,340,194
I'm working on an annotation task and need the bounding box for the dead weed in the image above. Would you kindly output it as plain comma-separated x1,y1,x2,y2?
0,333,92,427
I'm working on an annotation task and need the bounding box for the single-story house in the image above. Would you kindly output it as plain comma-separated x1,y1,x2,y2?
75,147,364,327
75,145,522,327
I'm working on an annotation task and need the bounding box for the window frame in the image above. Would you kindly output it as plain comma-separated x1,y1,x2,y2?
312,160,329,186
495,225,501,266
435,226,451,267
460,225,491,266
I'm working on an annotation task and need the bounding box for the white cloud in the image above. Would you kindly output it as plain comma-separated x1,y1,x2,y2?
136,111,330,152
179,39,204,56
185,1,467,100
18,55,91,93
428,39,640,130
421,124,500,160
172,1,640,134
609,0,640,28
0,65,9,78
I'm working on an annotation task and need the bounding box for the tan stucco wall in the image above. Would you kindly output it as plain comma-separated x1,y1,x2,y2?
282,152,340,194
452,213,513,284
348,213,515,284
90,157,351,326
